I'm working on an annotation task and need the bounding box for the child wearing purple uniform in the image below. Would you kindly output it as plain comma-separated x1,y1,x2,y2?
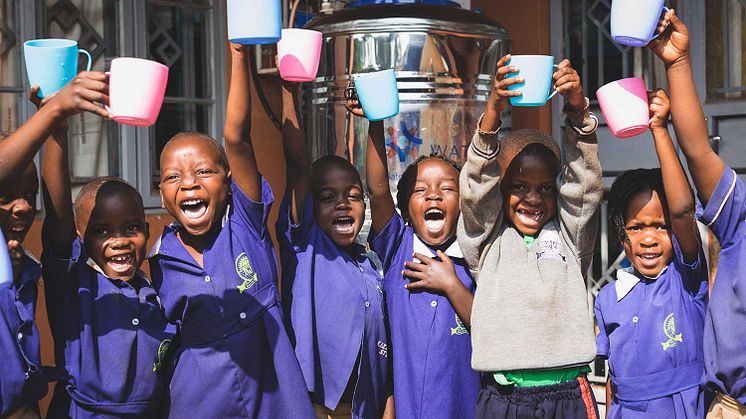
595,89,708,418
349,98,481,419
650,10,746,417
0,79,119,418
148,44,314,418
32,74,176,417
276,82,392,419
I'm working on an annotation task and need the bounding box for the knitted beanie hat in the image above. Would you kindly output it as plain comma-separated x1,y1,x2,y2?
498,129,561,180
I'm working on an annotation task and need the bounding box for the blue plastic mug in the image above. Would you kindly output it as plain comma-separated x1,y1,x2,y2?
0,229,12,290
611,0,669,47
347,69,400,121
23,39,92,98
227,0,281,44
507,55,558,107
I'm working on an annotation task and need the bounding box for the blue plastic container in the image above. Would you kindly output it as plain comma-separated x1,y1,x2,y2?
227,0,282,44
23,39,92,98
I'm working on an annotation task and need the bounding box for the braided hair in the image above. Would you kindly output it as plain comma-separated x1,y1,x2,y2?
608,168,666,243
396,154,461,224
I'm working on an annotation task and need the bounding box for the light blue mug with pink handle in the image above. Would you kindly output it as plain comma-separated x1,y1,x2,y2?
24,39,92,98
611,0,669,47
507,55,559,107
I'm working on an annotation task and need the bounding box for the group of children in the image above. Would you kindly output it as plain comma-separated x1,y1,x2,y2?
0,9,744,419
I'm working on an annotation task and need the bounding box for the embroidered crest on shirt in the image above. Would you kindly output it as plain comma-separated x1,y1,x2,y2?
377,340,388,358
235,252,258,293
450,314,468,336
661,313,683,350
153,338,172,372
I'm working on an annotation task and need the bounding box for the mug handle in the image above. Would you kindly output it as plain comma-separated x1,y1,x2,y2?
79,48,92,72
547,64,560,100
649,6,671,41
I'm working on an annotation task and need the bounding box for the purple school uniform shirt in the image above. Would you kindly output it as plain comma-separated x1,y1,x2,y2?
149,179,314,419
0,254,46,416
699,167,746,404
595,235,708,418
369,213,480,419
41,236,175,418
277,195,389,418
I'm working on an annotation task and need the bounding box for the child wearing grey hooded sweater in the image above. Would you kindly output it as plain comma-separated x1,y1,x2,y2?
458,54,603,419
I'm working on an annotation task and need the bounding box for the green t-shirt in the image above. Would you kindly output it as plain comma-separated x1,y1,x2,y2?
493,366,591,387
492,233,591,387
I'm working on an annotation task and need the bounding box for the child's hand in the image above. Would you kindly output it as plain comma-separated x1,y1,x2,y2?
486,54,522,115
649,9,690,67
553,59,585,110
403,251,460,294
44,71,110,120
230,42,250,55
344,99,367,119
648,89,671,132
29,85,69,132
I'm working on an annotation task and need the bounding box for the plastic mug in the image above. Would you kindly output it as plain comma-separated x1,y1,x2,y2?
24,39,92,98
107,58,169,127
227,0,281,44
345,69,400,121
0,228,11,290
277,29,323,82
611,0,669,47
596,77,649,139
507,55,558,107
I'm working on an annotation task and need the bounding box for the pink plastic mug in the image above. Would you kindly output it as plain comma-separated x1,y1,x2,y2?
596,77,649,139
107,57,169,127
277,29,322,82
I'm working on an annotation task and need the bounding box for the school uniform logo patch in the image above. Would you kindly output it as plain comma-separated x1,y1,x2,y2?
661,313,683,350
534,233,566,262
236,252,258,294
450,314,468,336
153,339,172,373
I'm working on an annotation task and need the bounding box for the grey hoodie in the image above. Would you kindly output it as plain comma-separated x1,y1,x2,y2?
457,103,602,372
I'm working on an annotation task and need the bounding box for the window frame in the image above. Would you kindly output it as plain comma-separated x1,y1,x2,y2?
5,0,227,210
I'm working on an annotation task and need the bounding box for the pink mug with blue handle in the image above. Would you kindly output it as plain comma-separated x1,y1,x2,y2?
596,77,649,139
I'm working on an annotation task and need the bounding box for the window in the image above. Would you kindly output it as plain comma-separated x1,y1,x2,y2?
706,0,746,101
0,0,226,207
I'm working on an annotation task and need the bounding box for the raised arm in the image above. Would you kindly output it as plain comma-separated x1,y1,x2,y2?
457,54,518,270
224,44,261,201
345,100,396,234
554,60,603,273
281,82,310,223
649,89,699,263
0,73,109,184
36,73,110,256
649,9,724,204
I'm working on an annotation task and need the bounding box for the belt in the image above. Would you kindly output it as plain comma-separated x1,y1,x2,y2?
611,360,704,402
179,282,279,347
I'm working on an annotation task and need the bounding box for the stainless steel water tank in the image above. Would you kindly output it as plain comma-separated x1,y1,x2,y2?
303,3,509,192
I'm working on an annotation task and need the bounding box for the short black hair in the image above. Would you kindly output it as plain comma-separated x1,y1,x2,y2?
608,168,666,243
396,154,461,224
74,177,143,230
309,155,363,193
162,131,229,172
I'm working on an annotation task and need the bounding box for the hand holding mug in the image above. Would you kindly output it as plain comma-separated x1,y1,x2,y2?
487,54,523,114
42,71,111,121
29,85,70,132
553,60,585,110
648,89,671,132
648,9,690,68
344,97,367,119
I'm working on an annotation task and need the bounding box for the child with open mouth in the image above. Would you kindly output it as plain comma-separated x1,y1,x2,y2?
275,81,392,419
347,99,480,419
147,44,314,418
